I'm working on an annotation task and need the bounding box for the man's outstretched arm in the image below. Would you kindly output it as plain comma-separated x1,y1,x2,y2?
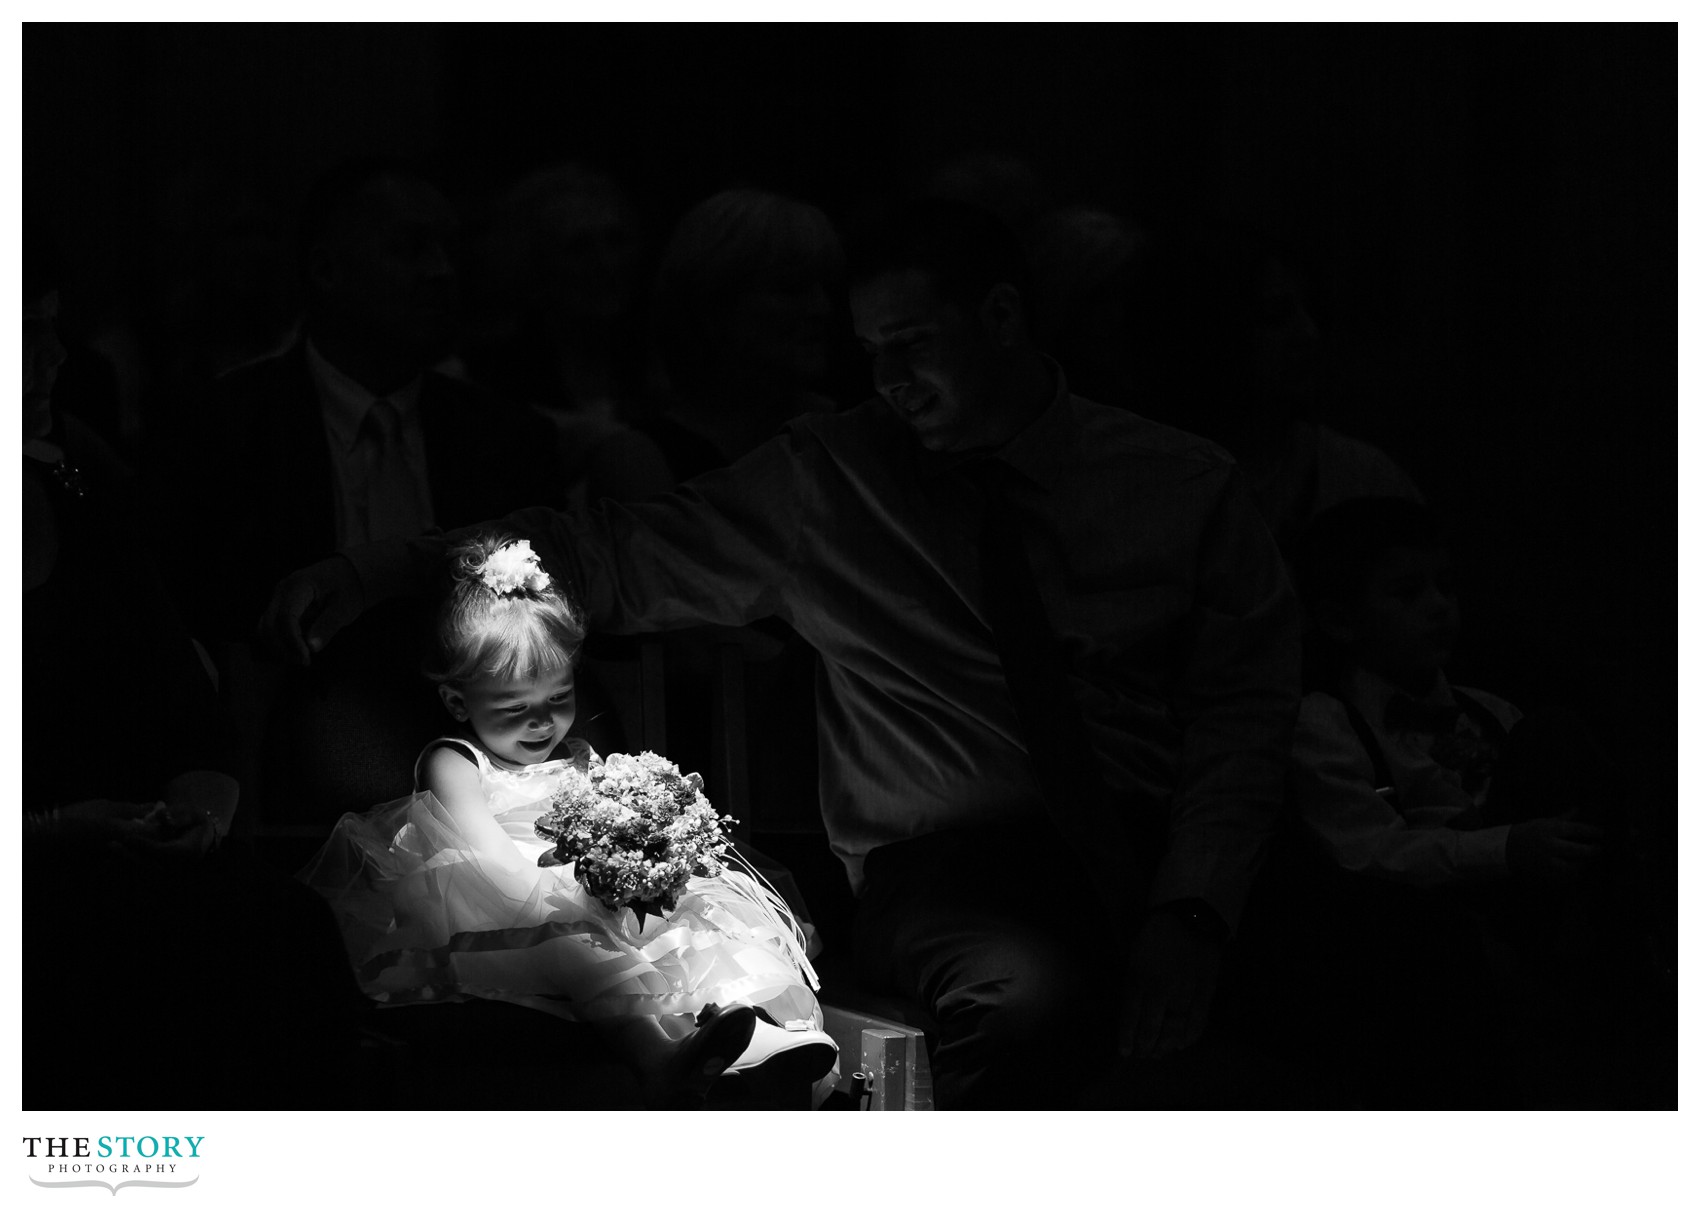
260,424,813,662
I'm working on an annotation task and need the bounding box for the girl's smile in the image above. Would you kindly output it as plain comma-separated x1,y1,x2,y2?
438,665,577,769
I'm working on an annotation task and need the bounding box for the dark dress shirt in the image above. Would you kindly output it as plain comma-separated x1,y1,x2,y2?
357,368,1300,928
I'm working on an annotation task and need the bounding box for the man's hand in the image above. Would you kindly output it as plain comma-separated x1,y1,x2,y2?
59,798,165,849
1119,908,1224,1061
258,555,365,666
133,770,240,857
1507,817,1606,883
137,801,220,857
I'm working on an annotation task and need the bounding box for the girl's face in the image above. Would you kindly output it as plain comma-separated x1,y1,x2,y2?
439,665,576,768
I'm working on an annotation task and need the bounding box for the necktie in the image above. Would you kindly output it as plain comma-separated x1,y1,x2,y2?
356,398,422,543
965,459,1145,909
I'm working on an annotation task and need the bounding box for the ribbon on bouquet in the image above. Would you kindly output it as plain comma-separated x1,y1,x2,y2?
705,844,821,992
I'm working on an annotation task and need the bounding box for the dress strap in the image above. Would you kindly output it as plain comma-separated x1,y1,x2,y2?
413,736,488,791
562,735,597,770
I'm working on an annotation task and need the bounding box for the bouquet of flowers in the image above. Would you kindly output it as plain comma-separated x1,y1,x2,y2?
534,751,734,928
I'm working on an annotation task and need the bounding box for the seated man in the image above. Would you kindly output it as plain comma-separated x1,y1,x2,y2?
263,200,1301,1109
149,157,569,817
153,155,564,645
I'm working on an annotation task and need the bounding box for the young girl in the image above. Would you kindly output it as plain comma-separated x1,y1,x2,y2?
300,532,836,1107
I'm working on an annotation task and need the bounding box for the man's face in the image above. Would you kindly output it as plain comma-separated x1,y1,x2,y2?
850,268,1005,453
314,175,460,363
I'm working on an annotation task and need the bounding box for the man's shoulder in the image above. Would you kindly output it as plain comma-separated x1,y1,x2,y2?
1067,392,1230,462
781,397,897,460
788,393,1237,476
1298,687,1357,730
1066,392,1235,475
790,396,887,436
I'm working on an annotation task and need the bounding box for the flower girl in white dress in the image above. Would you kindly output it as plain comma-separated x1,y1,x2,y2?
299,533,836,1107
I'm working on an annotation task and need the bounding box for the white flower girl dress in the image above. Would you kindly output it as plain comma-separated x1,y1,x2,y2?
299,736,823,1037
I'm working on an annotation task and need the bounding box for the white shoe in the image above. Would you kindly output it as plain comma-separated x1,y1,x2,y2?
726,1017,839,1083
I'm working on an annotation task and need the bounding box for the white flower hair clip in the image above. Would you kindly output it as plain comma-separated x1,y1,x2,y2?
480,540,553,597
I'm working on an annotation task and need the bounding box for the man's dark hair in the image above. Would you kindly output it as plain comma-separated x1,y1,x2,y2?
296,154,435,280
1294,496,1446,610
847,198,1034,318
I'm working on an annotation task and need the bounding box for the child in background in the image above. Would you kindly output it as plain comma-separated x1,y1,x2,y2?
1291,497,1605,887
300,533,836,1108
1286,497,1664,1107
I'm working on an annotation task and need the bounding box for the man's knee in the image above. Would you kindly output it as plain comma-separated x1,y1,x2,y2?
931,941,1096,1046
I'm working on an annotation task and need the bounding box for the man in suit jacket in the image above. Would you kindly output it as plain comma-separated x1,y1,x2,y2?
151,158,565,820
158,157,564,645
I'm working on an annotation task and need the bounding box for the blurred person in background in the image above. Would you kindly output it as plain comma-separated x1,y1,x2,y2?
1125,222,1423,555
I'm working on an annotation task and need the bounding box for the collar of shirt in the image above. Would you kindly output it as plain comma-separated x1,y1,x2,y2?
304,338,425,454
1342,664,1458,735
912,356,1074,489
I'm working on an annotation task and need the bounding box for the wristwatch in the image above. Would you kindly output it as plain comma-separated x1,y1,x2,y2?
1152,899,1231,945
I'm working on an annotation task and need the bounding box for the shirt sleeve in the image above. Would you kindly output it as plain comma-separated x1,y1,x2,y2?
348,426,810,635
344,533,447,607
495,425,809,634
1292,693,1510,886
1148,466,1303,932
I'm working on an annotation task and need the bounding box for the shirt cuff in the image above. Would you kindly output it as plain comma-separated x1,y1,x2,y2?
1147,860,1247,939
1459,823,1513,879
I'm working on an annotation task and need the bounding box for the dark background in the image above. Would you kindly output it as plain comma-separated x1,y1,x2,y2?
25,21,1674,865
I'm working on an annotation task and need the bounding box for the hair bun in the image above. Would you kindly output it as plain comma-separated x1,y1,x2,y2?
446,533,503,585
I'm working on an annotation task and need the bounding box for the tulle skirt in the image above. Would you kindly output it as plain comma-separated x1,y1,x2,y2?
299,789,820,1028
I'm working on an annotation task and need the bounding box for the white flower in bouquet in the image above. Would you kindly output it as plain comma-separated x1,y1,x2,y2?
534,751,735,928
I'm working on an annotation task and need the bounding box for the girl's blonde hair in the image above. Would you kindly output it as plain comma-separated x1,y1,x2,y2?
422,532,586,687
